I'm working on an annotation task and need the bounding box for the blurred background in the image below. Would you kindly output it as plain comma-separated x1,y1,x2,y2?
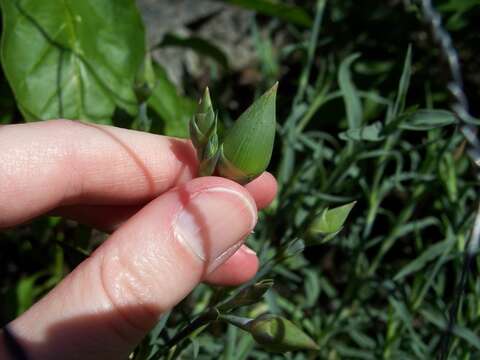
1,0,480,358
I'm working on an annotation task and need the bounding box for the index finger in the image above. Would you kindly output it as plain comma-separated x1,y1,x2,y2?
0,120,198,227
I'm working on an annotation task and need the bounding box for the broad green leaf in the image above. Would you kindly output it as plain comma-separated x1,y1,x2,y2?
223,0,312,27
339,54,363,129
0,0,145,123
158,34,229,69
0,72,15,123
399,110,456,131
310,202,356,234
339,122,385,142
148,64,196,138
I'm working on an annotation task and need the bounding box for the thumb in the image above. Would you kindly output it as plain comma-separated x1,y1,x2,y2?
4,177,257,360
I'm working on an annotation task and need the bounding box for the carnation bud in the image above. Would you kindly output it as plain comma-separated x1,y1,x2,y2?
247,314,319,353
189,87,219,176
219,279,274,312
217,83,277,184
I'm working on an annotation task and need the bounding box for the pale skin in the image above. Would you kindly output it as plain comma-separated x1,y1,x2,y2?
0,120,277,360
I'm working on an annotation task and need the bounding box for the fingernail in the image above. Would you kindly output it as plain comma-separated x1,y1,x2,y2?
173,187,257,273
241,245,257,256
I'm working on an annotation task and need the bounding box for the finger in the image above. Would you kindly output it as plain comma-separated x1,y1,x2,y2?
0,120,197,228
53,172,278,232
6,177,257,360
245,171,278,209
52,205,143,233
55,202,260,286
204,245,259,286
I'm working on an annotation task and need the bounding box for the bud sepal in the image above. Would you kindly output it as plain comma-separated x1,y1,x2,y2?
221,313,319,353
190,84,277,182
189,88,220,176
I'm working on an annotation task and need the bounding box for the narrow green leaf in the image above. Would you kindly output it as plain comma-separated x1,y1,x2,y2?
399,110,456,131
394,237,455,281
190,338,199,359
339,122,385,142
303,270,320,308
348,329,376,349
392,46,412,117
339,54,363,129
421,308,480,351
158,33,229,69
389,298,428,352
223,0,312,27
16,274,42,315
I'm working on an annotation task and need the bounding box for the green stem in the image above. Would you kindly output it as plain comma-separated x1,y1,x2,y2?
293,0,327,107
367,185,425,275
154,308,219,359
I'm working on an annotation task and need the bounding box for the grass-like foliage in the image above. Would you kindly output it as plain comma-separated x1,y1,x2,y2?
1,0,480,359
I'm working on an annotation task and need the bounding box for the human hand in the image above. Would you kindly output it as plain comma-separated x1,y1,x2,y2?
0,120,277,360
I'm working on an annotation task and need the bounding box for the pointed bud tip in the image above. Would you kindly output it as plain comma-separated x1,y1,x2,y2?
204,86,211,98
197,86,213,115
266,82,278,96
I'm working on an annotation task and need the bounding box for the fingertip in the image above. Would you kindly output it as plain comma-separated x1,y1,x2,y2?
245,172,278,209
184,176,258,217
205,245,259,286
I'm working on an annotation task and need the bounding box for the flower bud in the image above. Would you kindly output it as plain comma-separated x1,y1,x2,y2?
190,87,219,176
219,279,274,312
246,314,319,353
217,83,277,184
190,87,216,149
198,130,220,176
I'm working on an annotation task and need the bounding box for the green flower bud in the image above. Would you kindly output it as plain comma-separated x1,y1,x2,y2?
190,87,216,150
217,83,277,184
247,314,319,353
190,87,219,176
134,52,156,103
219,279,274,312
198,131,220,176
308,201,356,242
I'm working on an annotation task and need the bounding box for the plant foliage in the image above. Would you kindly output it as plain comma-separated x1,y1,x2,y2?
1,0,480,359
